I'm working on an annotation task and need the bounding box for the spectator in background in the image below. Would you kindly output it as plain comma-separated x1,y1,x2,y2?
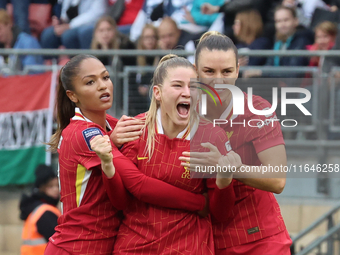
19,164,60,255
158,17,196,51
108,0,144,35
328,0,340,9
307,21,337,67
129,0,163,42
200,0,272,39
233,9,272,66
91,16,136,67
129,24,159,116
137,24,160,66
299,21,337,126
282,0,330,28
0,9,43,74
0,0,30,34
151,0,210,36
243,6,313,78
189,0,224,27
40,0,107,50
323,24,340,73
267,6,312,66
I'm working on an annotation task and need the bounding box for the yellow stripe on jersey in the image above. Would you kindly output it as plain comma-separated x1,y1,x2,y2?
76,164,93,207
137,156,148,160
76,164,86,207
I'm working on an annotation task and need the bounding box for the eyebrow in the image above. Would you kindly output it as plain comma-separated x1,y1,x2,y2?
82,70,108,80
170,80,185,83
203,67,234,70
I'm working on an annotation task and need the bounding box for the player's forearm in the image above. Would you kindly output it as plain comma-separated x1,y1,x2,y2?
115,156,206,211
236,177,285,194
101,161,115,178
138,182,206,212
102,170,131,210
233,164,286,193
216,177,233,189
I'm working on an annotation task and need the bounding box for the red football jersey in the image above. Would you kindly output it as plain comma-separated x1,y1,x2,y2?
213,93,288,249
50,108,129,255
113,111,234,255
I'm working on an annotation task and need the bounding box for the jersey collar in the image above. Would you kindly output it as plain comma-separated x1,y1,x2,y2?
72,107,112,131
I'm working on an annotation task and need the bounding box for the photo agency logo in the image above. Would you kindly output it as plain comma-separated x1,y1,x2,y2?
193,81,312,128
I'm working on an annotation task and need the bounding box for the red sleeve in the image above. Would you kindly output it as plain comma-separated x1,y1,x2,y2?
72,125,104,170
102,169,131,210
117,140,205,211
214,126,232,154
72,122,131,210
205,127,235,222
245,96,285,153
207,178,236,222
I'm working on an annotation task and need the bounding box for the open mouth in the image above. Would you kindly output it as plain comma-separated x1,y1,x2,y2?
100,92,110,102
177,102,190,118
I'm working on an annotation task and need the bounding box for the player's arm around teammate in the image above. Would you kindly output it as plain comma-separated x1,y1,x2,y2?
180,31,291,255
179,31,286,194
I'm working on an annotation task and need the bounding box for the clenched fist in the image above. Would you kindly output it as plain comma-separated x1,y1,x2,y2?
90,135,113,164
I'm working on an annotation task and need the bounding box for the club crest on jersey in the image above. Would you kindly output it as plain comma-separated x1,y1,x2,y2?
182,164,191,179
225,141,232,152
226,131,233,139
82,127,103,151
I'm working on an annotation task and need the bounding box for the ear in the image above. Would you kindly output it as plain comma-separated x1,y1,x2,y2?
153,85,162,101
193,63,199,78
236,62,240,78
66,90,79,104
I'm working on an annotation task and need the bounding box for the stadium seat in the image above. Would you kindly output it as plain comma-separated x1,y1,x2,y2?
6,3,52,39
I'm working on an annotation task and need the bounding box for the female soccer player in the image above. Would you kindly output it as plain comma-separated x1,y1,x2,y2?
113,54,236,255
179,32,292,254
45,54,131,254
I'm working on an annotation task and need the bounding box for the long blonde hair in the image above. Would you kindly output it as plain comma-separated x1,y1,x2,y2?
137,24,159,66
91,16,120,50
144,54,195,158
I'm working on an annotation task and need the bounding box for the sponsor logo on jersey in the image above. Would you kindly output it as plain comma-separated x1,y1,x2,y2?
247,226,260,235
82,127,103,151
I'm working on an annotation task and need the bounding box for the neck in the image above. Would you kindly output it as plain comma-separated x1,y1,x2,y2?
160,109,187,139
245,36,256,46
277,31,294,43
81,109,107,130
206,93,232,121
4,32,12,48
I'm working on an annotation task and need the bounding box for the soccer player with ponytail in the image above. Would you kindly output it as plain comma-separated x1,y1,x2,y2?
180,31,292,254
113,54,236,255
45,54,130,254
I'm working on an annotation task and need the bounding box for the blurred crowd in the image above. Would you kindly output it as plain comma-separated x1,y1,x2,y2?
1,0,340,120
0,0,340,70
